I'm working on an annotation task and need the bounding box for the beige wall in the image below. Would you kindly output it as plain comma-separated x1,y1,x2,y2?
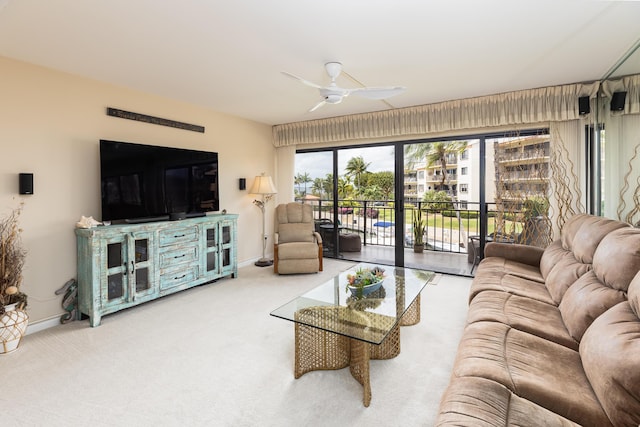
0,56,275,325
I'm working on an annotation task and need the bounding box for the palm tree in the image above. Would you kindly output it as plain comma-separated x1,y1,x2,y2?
295,172,312,196
337,176,353,199
345,156,371,195
311,178,325,198
406,141,467,194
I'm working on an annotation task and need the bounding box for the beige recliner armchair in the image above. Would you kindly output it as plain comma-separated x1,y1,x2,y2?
274,203,323,274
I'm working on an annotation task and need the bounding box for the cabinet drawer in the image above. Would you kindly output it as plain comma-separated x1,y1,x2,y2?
159,246,198,268
158,226,199,246
159,265,198,290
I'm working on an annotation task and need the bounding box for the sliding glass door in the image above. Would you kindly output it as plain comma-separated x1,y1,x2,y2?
295,128,550,275
296,145,397,265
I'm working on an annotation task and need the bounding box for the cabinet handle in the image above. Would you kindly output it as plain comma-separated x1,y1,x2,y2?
174,254,186,259
174,234,186,238
130,261,134,275
174,274,186,280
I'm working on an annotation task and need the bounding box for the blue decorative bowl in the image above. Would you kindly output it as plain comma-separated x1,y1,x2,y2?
347,279,384,297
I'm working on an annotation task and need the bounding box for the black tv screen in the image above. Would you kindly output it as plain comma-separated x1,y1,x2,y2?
100,140,219,222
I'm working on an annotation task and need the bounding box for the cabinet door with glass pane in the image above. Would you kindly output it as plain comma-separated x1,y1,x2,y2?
219,219,237,278
100,232,156,311
203,218,237,279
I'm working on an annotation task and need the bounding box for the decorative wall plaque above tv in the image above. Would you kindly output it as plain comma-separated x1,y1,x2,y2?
106,107,205,133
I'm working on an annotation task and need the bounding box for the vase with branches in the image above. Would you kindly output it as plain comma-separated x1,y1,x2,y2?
0,203,27,314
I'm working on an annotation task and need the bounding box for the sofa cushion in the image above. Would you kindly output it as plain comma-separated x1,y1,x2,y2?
560,213,590,252
592,227,640,291
452,321,612,426
477,257,544,283
580,296,640,426
558,271,627,342
571,215,629,263
469,271,554,304
436,376,581,427
544,255,591,304
467,290,578,350
539,240,566,279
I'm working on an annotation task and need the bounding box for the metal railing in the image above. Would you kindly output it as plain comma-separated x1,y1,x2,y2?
298,198,532,255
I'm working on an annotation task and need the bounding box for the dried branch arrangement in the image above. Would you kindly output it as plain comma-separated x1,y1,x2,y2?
618,141,640,226
0,203,27,314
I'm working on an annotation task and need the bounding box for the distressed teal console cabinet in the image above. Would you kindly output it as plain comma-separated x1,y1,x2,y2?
76,214,238,327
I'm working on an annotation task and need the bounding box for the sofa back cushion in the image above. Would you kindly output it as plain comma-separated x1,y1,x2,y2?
559,271,626,341
570,216,629,264
544,256,591,304
579,272,640,426
539,240,566,279
560,214,590,252
592,227,640,291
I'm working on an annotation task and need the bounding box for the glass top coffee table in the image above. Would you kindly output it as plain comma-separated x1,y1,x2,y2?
270,263,437,406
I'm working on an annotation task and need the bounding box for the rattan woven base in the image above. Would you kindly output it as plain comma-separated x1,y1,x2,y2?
400,295,420,326
293,301,420,406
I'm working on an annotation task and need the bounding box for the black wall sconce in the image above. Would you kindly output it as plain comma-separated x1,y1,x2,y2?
611,91,627,112
19,173,34,195
239,178,246,190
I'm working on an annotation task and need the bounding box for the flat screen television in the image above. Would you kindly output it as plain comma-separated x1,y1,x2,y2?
100,140,219,223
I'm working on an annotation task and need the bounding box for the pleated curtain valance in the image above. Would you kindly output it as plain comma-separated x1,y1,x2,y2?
271,77,640,147
601,74,640,115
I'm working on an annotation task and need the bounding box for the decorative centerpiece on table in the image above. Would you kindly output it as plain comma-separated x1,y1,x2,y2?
346,266,385,299
347,285,386,310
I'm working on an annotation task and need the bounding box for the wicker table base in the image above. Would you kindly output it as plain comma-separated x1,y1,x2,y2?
293,295,421,407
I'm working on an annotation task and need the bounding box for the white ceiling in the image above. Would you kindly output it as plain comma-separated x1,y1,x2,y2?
1,0,640,126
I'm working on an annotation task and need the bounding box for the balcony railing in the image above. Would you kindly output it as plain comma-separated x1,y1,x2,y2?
297,198,544,255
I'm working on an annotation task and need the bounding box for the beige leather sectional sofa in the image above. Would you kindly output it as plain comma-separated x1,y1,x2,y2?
436,214,640,426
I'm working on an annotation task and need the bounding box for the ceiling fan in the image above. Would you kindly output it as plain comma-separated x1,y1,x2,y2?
283,62,406,112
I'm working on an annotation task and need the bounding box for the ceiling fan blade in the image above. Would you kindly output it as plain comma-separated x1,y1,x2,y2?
281,71,323,89
308,100,327,112
350,86,406,100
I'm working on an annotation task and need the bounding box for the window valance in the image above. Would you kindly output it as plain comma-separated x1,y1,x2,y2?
272,81,602,147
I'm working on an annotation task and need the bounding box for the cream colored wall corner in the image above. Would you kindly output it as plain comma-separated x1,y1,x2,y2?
0,56,275,325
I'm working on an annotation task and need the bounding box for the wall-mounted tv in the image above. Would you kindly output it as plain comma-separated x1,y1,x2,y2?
100,140,219,223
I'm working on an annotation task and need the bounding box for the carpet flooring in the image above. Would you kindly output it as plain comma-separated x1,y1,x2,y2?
1,259,471,427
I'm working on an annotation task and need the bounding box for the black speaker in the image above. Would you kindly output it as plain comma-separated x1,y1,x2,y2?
578,96,590,115
611,91,626,111
19,173,33,195
239,178,246,190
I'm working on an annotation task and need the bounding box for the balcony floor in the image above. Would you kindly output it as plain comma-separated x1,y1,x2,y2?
331,244,475,277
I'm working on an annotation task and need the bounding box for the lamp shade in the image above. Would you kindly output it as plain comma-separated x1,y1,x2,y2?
249,174,277,195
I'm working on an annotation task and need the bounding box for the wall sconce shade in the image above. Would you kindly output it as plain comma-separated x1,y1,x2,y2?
249,174,277,195
19,173,33,195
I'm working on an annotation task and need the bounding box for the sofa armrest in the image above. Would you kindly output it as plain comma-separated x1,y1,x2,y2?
484,242,544,267
274,232,279,245
313,231,323,244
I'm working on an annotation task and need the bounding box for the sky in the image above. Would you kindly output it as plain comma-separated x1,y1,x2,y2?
295,145,396,181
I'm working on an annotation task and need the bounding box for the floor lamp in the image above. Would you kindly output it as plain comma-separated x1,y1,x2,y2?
250,173,278,267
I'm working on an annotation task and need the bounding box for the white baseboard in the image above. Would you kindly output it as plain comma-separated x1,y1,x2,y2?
26,316,63,335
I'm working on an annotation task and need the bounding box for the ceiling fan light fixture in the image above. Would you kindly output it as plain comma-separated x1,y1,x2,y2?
325,94,343,104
